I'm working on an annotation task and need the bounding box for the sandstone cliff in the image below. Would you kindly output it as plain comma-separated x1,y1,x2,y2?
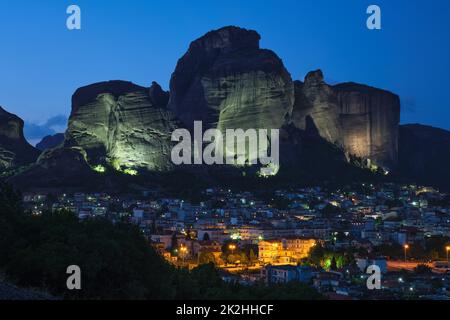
169,26,294,132
8,26,406,190
64,80,176,172
291,71,400,169
9,81,177,190
168,26,400,169
291,70,341,144
0,106,40,169
334,82,400,169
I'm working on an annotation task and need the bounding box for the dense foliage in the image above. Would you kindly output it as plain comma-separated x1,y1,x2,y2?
0,182,323,300
306,243,363,270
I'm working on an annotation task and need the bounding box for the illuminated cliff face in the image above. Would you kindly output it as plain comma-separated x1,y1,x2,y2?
335,83,400,169
170,28,400,172
6,27,404,188
291,71,341,144
291,71,400,169
65,81,175,172
339,112,371,159
169,26,293,167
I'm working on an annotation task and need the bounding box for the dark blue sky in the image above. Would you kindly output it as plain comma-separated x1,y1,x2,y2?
1,0,449,143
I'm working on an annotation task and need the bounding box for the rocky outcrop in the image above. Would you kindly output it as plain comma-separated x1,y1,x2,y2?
291,70,341,144
0,106,40,169
334,82,400,169
36,133,65,151
9,81,176,190
8,26,406,190
291,71,400,169
399,124,450,191
169,26,294,133
169,27,400,170
64,80,176,172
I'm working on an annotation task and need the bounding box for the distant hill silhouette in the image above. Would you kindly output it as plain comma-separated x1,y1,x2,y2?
36,133,64,151
399,124,450,191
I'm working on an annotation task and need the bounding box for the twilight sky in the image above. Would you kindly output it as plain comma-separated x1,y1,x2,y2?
0,0,449,144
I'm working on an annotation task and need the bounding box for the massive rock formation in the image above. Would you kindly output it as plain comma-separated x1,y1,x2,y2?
169,26,294,133
9,81,177,190
8,26,406,190
169,27,400,169
63,80,176,172
36,133,65,151
334,82,400,170
291,70,400,169
0,106,40,169
168,26,294,165
399,124,450,191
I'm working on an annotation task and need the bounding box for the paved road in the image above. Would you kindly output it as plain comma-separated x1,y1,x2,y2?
387,260,425,271
386,260,448,273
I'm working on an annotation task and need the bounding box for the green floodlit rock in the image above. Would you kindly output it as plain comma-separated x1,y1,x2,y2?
92,164,106,173
123,168,138,176
257,163,280,178
64,81,176,172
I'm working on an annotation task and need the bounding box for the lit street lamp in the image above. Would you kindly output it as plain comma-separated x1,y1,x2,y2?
404,244,409,262
446,246,450,264
228,244,237,266
180,246,188,266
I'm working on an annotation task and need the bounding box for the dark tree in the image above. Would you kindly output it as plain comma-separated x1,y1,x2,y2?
202,232,210,241
171,233,178,251
330,256,338,271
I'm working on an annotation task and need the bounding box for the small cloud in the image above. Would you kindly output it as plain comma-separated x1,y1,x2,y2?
24,115,68,144
45,115,68,131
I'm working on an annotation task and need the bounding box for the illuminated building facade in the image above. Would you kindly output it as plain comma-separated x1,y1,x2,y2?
258,238,316,265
